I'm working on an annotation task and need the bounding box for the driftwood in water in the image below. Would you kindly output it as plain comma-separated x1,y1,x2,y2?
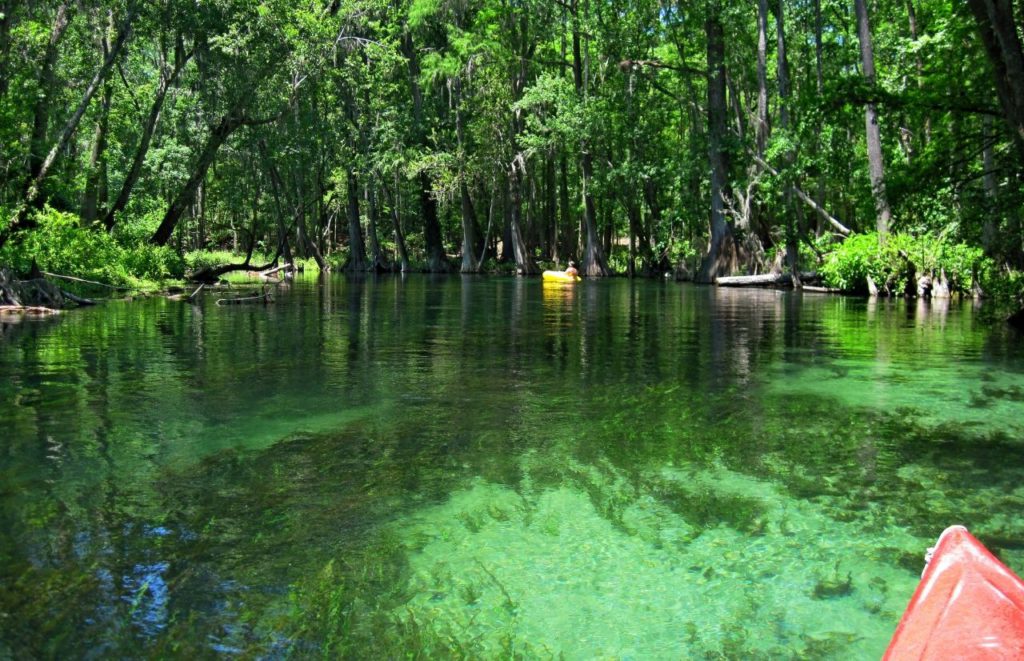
166,283,206,302
188,284,205,302
0,305,61,316
215,288,273,306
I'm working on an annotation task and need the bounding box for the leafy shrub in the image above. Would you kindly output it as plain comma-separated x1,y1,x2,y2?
820,232,997,295
819,232,884,292
0,207,183,286
123,244,185,281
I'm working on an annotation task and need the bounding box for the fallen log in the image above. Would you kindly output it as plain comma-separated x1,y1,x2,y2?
260,263,295,277
167,283,206,302
60,289,96,306
716,273,790,286
716,271,819,287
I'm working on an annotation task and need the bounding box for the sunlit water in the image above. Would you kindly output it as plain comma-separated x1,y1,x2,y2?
2,275,1023,658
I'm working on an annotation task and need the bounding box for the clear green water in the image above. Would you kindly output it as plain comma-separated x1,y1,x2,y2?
2,276,1023,658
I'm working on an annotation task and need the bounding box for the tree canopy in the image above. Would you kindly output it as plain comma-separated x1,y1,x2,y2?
0,0,1021,289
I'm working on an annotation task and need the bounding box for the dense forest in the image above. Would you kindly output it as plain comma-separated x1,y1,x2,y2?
0,0,1022,300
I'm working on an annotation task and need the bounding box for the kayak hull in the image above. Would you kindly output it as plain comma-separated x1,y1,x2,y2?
542,270,581,283
884,525,1024,660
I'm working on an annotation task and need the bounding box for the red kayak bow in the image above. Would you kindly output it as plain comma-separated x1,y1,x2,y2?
884,525,1024,660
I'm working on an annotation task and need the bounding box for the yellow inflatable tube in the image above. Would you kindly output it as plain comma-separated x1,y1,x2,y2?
542,270,581,283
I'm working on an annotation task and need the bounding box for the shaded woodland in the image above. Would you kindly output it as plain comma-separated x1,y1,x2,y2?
0,0,1022,287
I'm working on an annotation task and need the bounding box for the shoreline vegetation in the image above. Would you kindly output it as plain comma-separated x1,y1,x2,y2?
1,3,1023,321
1,229,1021,325
0,216,1022,322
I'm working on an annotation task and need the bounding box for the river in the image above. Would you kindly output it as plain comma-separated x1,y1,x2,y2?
2,275,1023,658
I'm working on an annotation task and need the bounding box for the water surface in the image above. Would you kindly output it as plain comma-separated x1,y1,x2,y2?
2,276,1023,658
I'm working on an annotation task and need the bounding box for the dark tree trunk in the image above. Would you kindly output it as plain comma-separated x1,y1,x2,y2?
559,154,574,260
966,0,1024,163
500,175,514,263
509,162,539,274
454,81,482,273
401,31,449,272
151,113,242,246
365,179,389,271
288,116,328,271
104,47,189,230
345,170,368,271
459,182,482,273
419,174,449,272
28,2,72,184
263,148,293,265
383,177,410,272
854,0,892,237
571,0,610,276
697,11,739,283
776,0,799,285
82,73,112,226
544,155,557,263
0,1,14,96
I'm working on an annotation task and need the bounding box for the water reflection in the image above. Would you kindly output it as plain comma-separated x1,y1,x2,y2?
1,276,1022,657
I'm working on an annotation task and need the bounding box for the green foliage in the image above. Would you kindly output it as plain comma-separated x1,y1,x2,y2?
0,207,184,286
820,232,997,296
0,0,1021,285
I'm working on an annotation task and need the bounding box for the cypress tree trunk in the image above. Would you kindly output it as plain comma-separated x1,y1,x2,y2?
509,161,538,275
401,31,449,272
345,170,368,271
459,182,482,273
383,176,410,272
365,180,389,272
697,10,738,283
454,81,482,273
559,155,574,260
776,0,800,285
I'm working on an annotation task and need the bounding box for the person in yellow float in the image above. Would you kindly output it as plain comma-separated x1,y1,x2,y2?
565,261,578,277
